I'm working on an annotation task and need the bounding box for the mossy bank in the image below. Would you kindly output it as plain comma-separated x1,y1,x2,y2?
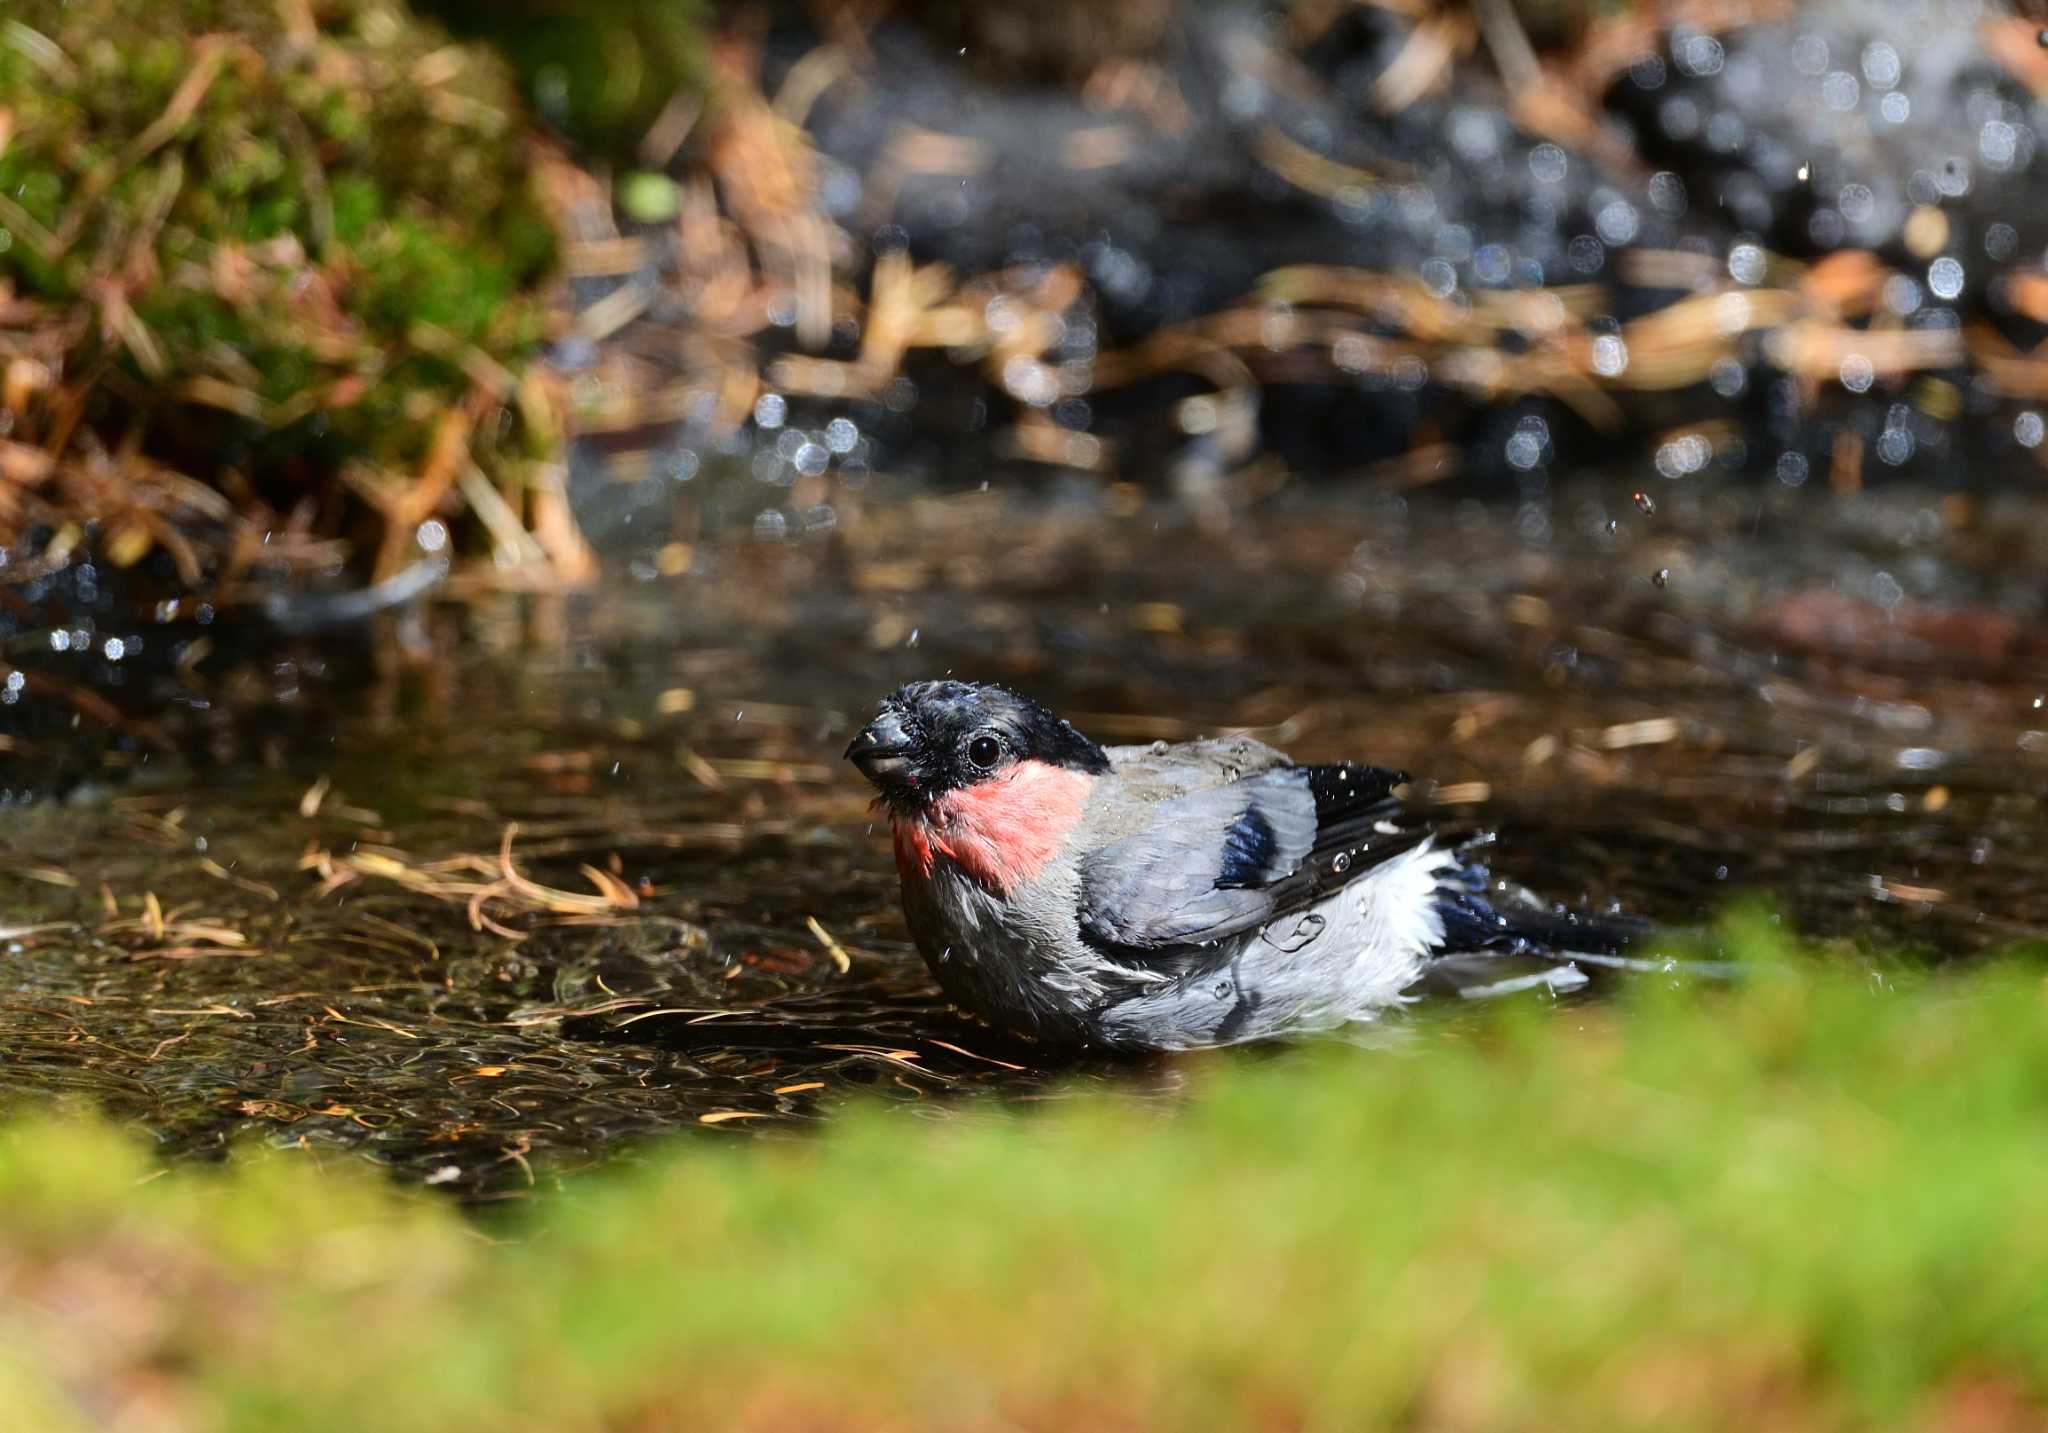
4,929,2048,1431
0,0,569,583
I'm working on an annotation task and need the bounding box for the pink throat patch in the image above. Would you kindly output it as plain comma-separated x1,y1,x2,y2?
892,760,1094,894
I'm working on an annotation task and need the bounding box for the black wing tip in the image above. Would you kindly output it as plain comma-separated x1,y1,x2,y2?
1302,762,1408,809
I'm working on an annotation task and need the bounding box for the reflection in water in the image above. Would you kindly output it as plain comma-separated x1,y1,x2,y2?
1,480,2045,1196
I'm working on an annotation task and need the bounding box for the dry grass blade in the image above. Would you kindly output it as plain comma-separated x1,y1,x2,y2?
922,1039,1029,1071
496,824,638,916
1370,10,1474,110
303,820,638,941
805,915,852,974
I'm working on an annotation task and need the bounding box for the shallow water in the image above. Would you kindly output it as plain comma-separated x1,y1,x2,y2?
3,476,2046,1197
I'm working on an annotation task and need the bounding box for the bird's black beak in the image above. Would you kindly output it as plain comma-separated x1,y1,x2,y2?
845,707,915,789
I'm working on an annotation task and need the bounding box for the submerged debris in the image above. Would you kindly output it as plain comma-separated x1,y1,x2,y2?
0,487,2043,1194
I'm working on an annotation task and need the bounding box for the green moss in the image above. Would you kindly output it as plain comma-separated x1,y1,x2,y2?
4,952,2048,1429
0,0,558,566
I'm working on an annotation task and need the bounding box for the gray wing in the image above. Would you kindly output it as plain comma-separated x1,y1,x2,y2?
1076,762,1426,953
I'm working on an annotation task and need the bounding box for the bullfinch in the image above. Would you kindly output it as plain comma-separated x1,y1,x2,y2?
847,680,1638,1050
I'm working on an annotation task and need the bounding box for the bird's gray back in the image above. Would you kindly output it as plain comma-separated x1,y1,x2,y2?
1076,734,1295,844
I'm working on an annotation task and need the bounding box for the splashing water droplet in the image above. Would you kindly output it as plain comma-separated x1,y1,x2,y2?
1633,490,1657,515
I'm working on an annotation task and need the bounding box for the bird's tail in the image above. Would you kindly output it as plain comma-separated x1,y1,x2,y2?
1416,849,1693,1000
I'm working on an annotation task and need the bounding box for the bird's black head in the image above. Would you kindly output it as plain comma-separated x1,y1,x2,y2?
845,681,1111,808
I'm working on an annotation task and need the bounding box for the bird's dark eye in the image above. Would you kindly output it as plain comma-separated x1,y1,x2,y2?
965,734,1003,770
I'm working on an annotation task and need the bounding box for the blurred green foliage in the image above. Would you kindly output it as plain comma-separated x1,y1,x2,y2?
0,0,558,563
413,0,705,157
5,936,2048,1430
